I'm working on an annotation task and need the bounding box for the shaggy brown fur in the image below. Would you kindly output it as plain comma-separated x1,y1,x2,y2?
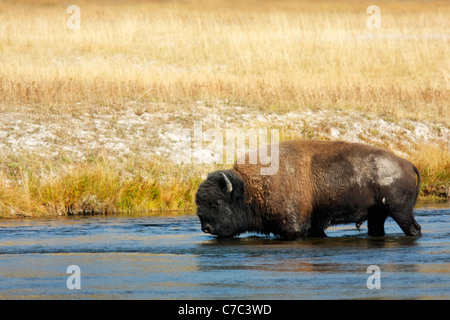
195,140,421,239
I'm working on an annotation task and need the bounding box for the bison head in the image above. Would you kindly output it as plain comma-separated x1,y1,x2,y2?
195,170,246,237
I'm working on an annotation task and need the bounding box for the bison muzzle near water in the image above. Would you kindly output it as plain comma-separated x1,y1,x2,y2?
195,140,421,239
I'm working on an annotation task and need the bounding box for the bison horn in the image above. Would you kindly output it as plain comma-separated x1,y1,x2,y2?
222,173,233,194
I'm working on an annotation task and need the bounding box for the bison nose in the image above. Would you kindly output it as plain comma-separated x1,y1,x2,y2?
202,224,213,234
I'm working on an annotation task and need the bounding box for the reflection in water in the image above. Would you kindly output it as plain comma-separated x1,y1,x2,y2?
0,208,448,299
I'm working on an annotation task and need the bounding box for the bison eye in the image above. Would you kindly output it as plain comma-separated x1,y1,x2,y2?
215,200,222,207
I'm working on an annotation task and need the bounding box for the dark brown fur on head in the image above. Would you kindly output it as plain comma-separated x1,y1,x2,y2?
195,170,251,237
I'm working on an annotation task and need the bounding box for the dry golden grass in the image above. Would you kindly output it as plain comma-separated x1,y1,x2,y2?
0,0,448,124
0,0,448,217
0,153,210,217
408,143,450,199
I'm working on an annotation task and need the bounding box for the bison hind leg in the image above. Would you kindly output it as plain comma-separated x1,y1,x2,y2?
389,206,422,236
367,206,388,236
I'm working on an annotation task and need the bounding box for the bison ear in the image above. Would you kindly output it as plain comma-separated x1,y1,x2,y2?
221,173,233,194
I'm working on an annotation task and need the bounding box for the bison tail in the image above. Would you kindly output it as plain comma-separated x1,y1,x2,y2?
411,162,421,206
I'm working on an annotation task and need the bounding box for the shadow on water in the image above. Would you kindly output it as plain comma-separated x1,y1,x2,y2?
196,233,423,273
202,233,421,248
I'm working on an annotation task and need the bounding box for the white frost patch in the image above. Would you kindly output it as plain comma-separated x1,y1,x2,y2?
375,156,402,186
0,103,448,165
329,128,340,140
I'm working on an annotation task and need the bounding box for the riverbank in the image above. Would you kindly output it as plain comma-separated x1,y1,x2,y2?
0,103,448,218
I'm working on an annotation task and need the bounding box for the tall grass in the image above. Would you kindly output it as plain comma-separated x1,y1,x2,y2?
0,0,448,124
408,143,450,199
0,154,208,217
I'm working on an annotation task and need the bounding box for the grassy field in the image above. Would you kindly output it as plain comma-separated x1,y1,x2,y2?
0,0,448,217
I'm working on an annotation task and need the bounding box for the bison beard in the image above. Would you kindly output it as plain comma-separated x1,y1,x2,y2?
195,140,422,239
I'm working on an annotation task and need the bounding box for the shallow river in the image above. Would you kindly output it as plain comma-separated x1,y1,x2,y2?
0,203,449,299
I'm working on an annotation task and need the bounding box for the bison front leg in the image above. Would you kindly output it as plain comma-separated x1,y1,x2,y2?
305,228,327,238
304,215,327,238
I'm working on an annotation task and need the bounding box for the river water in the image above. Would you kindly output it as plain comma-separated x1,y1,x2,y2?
0,203,449,299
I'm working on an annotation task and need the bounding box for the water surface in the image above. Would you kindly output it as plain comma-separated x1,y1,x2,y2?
0,204,449,299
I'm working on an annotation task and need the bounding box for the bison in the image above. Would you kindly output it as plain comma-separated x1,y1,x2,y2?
195,140,421,239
